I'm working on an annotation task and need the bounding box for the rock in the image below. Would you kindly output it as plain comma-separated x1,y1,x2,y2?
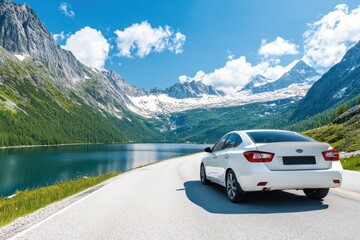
164,80,225,99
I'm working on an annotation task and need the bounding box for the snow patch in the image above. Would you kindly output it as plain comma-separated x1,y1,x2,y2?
14,54,26,61
113,113,123,120
253,83,263,87
2,98,28,115
92,67,101,73
266,103,277,107
349,66,359,72
305,75,321,83
297,69,306,74
333,87,347,99
129,84,312,117
71,77,82,83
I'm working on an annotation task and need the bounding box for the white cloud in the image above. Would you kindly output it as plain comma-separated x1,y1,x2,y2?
303,4,360,68
169,32,186,54
53,31,65,42
62,27,110,70
178,75,188,83
114,21,186,58
53,31,71,43
59,2,75,17
227,50,235,60
179,56,297,91
259,37,299,57
177,5,360,91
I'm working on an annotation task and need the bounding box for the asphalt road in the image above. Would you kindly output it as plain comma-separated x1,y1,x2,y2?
11,153,360,240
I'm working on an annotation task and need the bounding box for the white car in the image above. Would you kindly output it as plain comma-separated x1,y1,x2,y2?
200,130,343,202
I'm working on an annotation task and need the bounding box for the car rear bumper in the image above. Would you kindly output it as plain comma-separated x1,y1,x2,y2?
236,162,343,192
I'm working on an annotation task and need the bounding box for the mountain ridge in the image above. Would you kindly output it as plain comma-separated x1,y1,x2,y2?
164,80,225,99
1,0,359,147
0,1,151,117
292,41,360,120
0,1,161,146
252,60,320,94
240,74,271,92
0,1,85,81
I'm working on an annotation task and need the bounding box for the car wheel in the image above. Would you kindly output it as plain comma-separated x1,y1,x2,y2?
303,188,329,199
226,170,247,203
200,164,210,185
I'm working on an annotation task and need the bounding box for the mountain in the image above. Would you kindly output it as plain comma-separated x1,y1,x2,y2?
292,41,360,120
240,74,271,91
0,1,84,81
164,80,225,99
305,102,360,152
127,60,318,116
163,98,297,143
103,70,146,97
252,60,320,94
0,1,160,146
0,1,147,114
3,1,358,147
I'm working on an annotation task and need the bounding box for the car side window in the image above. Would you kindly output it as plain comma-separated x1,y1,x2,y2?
212,135,229,152
235,135,243,147
224,134,242,149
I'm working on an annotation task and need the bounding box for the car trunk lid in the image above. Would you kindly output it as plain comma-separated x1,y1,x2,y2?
255,142,332,171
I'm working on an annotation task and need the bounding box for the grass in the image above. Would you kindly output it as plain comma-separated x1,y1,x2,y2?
342,155,360,171
0,172,119,227
305,121,360,152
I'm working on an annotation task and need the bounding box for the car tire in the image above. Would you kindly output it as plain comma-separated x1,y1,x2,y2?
200,164,210,185
303,188,329,199
226,169,247,203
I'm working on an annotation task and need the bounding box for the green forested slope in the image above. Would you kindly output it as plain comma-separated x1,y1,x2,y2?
305,103,360,152
164,99,294,143
0,49,160,146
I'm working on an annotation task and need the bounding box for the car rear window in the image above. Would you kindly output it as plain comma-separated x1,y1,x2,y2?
246,131,314,143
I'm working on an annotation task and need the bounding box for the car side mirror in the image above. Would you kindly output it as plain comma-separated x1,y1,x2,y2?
204,147,212,153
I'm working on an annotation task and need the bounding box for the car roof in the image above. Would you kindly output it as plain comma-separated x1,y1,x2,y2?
231,129,294,134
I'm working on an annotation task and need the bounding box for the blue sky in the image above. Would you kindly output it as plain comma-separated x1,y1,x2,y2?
20,0,360,89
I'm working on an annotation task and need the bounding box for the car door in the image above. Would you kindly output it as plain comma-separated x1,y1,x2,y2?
214,133,241,184
206,135,228,182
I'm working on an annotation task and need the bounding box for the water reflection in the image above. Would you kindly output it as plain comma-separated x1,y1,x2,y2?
0,143,206,197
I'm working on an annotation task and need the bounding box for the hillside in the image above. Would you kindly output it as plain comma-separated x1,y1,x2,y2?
305,102,360,152
0,2,161,146
162,98,295,143
0,1,360,149
292,41,360,121
0,47,161,145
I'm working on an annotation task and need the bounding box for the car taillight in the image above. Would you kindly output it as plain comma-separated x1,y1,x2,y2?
243,151,274,162
322,149,340,161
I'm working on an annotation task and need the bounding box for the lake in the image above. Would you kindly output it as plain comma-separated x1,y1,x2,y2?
0,143,207,197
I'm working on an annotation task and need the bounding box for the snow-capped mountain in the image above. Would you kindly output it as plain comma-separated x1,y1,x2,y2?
0,1,144,116
252,60,320,94
129,60,321,117
293,41,360,120
0,1,161,145
129,84,311,116
0,1,326,122
164,80,225,99
0,1,84,82
240,74,272,91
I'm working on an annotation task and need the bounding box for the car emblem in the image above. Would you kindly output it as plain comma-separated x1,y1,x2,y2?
296,149,303,153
